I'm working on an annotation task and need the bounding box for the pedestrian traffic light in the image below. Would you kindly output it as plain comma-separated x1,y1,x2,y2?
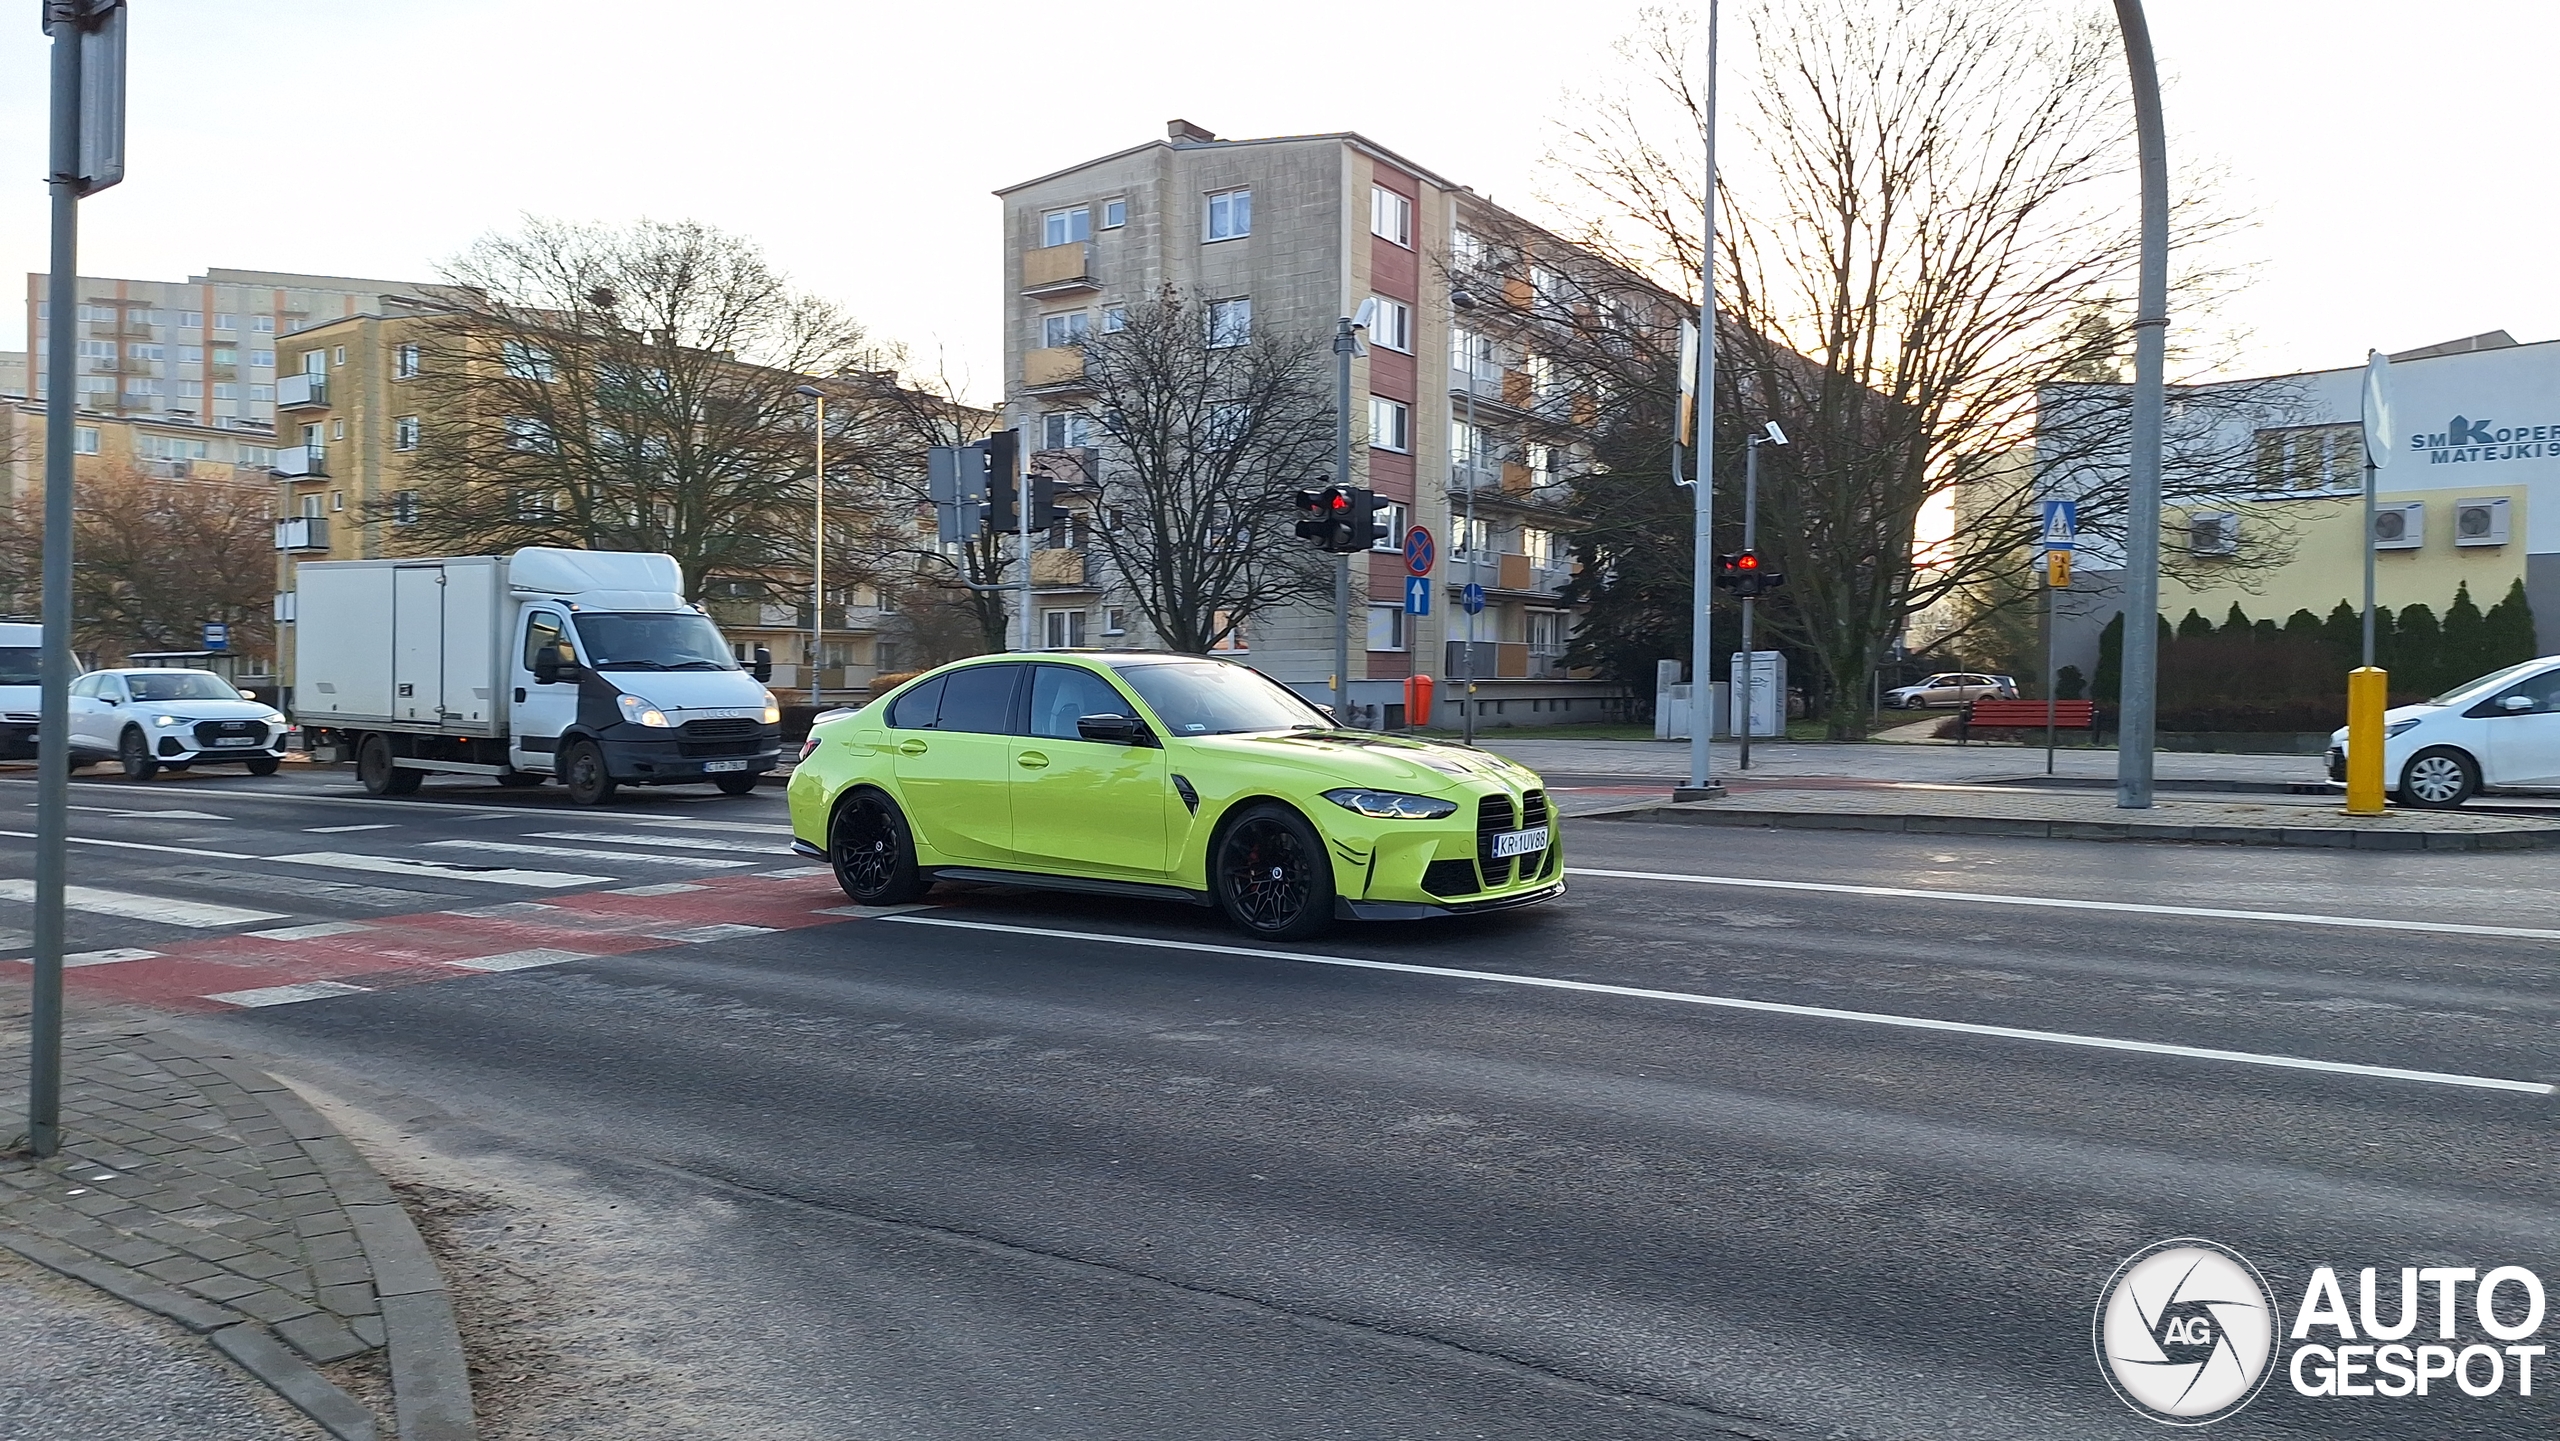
1295,488,1340,546
1713,550,1786,598
1344,489,1388,552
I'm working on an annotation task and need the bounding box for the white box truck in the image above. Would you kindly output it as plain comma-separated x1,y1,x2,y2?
293,548,782,804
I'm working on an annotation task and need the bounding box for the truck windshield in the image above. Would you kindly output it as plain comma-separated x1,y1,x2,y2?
126,672,242,702
0,648,38,686
570,613,738,672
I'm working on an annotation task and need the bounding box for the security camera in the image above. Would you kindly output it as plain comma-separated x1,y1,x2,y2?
1764,421,1789,446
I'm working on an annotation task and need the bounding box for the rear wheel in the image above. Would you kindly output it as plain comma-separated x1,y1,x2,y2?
1212,803,1334,940
2398,747,2478,809
356,734,421,796
562,739,617,806
118,728,158,782
714,773,758,796
830,790,926,904
245,756,281,777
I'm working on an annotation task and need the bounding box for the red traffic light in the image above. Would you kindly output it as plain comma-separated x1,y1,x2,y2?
1330,494,1349,511
1735,552,1760,570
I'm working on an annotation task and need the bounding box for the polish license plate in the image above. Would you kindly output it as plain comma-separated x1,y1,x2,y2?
210,737,259,747
1490,826,1549,859
704,759,752,773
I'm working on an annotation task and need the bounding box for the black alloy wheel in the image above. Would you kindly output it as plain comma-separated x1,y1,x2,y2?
562,740,618,806
830,790,926,905
715,773,758,796
357,734,422,796
1213,803,1334,940
118,728,159,782
245,756,281,777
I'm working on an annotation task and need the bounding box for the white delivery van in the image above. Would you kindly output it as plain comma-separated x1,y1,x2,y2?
0,621,68,760
293,548,782,804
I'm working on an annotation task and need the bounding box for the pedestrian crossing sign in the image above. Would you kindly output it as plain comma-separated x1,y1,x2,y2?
2040,498,2078,551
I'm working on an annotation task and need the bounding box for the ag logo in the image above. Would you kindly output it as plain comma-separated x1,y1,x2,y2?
2095,1239,2280,1426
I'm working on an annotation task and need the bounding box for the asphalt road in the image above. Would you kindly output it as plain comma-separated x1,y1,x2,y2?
4,763,2555,1439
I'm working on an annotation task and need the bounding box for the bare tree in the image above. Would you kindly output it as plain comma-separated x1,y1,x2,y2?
0,466,274,664
828,342,1012,656
1047,291,1338,653
382,218,874,598
1528,0,2289,733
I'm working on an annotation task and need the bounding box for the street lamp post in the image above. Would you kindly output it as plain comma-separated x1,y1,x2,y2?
794,384,826,708
1450,290,1485,747
1677,0,1725,802
2112,0,2169,809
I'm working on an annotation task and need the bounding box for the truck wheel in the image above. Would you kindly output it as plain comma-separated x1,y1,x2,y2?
245,757,281,777
118,728,159,782
714,773,758,796
562,740,618,805
357,735,422,796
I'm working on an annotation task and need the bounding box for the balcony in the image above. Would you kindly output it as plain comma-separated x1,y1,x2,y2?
274,373,327,409
1024,346,1086,389
1030,548,1090,586
1444,640,1533,679
1021,242,1099,296
272,444,326,477
273,516,329,552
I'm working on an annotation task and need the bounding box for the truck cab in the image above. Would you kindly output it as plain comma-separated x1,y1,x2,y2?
511,599,781,802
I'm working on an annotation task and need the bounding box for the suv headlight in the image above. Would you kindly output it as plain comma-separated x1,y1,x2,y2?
616,694,672,728
1323,788,1458,820
153,714,182,727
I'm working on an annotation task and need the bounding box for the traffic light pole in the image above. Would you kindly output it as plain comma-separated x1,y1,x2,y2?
1461,336,1479,747
1738,435,1760,771
1332,318,1355,725
1677,0,1725,802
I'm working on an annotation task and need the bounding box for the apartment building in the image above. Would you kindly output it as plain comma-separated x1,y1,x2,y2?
21,266,435,431
996,120,1625,729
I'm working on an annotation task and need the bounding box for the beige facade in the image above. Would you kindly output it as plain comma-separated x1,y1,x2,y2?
995,121,1619,728
2162,484,2529,623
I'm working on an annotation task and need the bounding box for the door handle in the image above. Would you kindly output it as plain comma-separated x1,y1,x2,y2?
898,738,928,756
1016,751,1049,770
514,687,526,702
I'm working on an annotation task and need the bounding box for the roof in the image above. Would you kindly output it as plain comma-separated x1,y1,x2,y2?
995,126,1467,199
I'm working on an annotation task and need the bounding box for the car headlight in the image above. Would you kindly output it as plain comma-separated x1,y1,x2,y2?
616,694,672,728
761,688,782,726
153,715,182,727
1322,788,1458,820
2385,718,2422,737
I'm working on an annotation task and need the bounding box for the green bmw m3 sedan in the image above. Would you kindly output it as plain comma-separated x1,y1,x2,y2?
786,652,1561,938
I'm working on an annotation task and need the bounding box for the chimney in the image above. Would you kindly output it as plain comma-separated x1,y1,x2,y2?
1167,119,1218,144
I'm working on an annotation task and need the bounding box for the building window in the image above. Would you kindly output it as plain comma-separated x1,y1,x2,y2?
212,313,237,331
124,377,160,396
2251,424,2360,493
395,343,420,378
1452,229,1485,271
249,349,274,368
1103,606,1128,636
393,415,421,450
1204,402,1250,451
1366,604,1406,652
1208,611,1246,651
76,339,114,361
1043,206,1091,246
1102,198,1127,229
72,426,99,454
128,342,164,361
331,491,345,512
251,316,274,333
1450,326,1496,381
210,345,238,366
1041,411,1092,450
512,489,553,521
1370,500,1409,552
1101,305,1127,333
1368,297,1412,353
177,345,202,364
1043,609,1087,648
1369,397,1410,453
1206,297,1252,348
505,416,555,452
1451,515,1491,559
248,384,274,403
1040,311,1090,348
301,494,324,519
1205,188,1252,241
1371,186,1414,248
212,383,237,400
332,345,347,366
501,340,556,382
331,418,346,440
238,444,273,467
392,489,419,525
178,311,202,329
177,380,203,399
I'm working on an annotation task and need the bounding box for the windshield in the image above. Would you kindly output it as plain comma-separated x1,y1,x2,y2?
2429,659,2552,706
1116,660,1330,736
0,647,37,686
126,671,242,703
570,612,738,672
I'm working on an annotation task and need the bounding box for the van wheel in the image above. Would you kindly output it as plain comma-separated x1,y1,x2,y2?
562,740,618,806
357,734,422,796
2398,747,2477,808
714,773,758,796
245,757,281,777
118,728,159,782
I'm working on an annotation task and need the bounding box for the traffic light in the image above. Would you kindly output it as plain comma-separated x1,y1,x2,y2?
1713,550,1786,598
1295,488,1339,546
982,428,1022,531
1343,489,1388,552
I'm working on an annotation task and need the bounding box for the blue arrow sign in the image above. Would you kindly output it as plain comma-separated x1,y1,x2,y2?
1462,582,1485,615
1404,525,1435,577
1404,575,1431,615
2040,498,2078,551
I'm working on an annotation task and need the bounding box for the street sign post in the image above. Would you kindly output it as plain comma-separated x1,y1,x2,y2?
2347,350,2396,815
1404,575,1430,616
2039,499,2078,778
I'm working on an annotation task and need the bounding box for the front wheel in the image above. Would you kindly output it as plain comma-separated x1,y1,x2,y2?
118,728,159,782
714,773,758,796
562,739,618,806
830,790,926,904
2398,747,2478,809
245,756,281,777
1212,803,1335,940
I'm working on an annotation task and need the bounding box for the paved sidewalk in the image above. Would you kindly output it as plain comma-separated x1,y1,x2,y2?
2,1027,474,1441
1479,735,2331,788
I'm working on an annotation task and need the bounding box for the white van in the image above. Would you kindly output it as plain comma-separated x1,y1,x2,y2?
0,621,70,760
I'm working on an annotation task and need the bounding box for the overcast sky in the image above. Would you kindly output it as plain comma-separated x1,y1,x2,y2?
3,2,2552,399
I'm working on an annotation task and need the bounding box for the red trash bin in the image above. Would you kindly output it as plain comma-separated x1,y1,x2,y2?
1404,674,1435,730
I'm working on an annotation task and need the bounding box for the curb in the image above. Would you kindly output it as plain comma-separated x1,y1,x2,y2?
1600,803,2560,851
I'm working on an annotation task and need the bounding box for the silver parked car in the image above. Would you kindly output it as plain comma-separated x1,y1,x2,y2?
1883,672,2018,709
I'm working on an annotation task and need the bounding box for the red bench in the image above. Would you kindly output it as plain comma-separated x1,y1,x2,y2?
1959,698,2097,744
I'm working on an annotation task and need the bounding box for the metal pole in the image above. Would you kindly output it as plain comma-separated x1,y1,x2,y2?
809,394,825,705
2112,0,2168,810
1463,338,1479,746
2361,458,2377,666
1333,317,1354,725
1739,436,1758,770
2044,566,2058,775
1679,0,1723,801
28,7,85,1158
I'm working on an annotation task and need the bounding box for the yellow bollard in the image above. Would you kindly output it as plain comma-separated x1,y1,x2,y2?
2344,666,2388,815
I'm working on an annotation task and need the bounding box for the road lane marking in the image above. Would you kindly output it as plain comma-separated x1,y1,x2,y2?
604,883,706,897
526,830,789,855
0,879,287,928
304,823,396,834
1565,867,2560,943
205,980,372,1008
445,948,594,973
66,805,231,821
880,915,2558,1098
58,948,161,967
245,921,374,941
426,839,752,869
645,923,776,943
624,818,791,836
265,851,608,888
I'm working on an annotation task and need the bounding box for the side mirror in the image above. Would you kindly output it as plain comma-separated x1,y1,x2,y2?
1076,712,1141,743
751,652,773,684
533,653,562,685
2501,694,2535,712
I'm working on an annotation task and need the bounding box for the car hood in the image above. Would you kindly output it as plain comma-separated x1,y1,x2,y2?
596,669,773,720
2328,703,2443,745
1179,730,1539,794
142,699,283,723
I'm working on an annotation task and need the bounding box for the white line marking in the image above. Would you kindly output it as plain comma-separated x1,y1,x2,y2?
646,923,776,943
265,851,607,888
440,902,557,919
244,921,374,941
68,805,231,821
1565,867,2560,943
756,866,833,879
625,818,791,836
57,948,162,967
0,878,287,928
426,839,751,869
0,829,255,860
881,915,2558,1097
205,980,372,1008
304,823,396,834
445,947,594,973
605,882,706,897
527,830,788,855
817,903,935,919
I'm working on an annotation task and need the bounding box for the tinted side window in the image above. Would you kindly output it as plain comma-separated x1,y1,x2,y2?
936,664,1023,735
1029,665,1137,740
885,675,947,730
